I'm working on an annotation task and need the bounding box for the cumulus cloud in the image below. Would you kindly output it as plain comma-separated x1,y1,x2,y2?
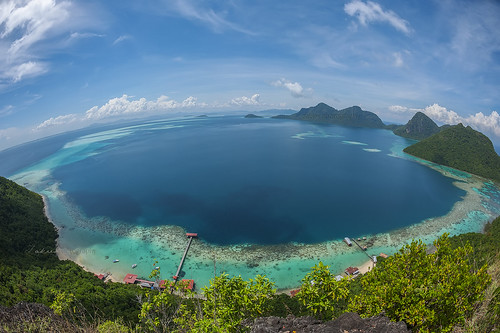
465,111,500,138
272,78,312,98
421,103,462,125
230,94,260,106
85,94,199,120
344,0,411,35
36,113,78,130
388,103,500,138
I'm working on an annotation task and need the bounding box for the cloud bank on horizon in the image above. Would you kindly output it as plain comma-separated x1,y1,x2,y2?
0,0,500,149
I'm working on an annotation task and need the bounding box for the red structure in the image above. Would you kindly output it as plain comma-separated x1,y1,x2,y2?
186,233,198,238
123,273,138,284
345,267,360,276
94,273,106,281
181,279,195,291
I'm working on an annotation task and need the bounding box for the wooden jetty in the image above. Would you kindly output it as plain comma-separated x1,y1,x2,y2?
173,233,197,281
351,237,375,262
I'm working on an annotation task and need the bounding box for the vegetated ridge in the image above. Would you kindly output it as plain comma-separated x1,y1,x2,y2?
404,123,500,183
273,102,386,128
392,111,442,140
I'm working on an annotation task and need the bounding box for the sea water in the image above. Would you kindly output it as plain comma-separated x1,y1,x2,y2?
3,115,500,288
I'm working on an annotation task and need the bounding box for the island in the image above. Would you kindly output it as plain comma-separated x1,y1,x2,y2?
244,113,263,118
404,123,500,182
272,102,386,129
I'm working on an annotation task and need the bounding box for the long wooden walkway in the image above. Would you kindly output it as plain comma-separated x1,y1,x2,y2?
173,233,197,280
351,238,375,262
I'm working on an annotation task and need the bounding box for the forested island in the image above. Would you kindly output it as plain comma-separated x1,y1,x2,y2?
1,175,500,332
404,123,500,183
272,103,386,128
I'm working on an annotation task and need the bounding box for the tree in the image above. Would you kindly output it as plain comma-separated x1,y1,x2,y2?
185,273,276,332
348,234,491,332
296,261,350,319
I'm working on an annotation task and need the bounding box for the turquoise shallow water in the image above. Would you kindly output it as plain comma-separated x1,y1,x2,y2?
5,115,500,289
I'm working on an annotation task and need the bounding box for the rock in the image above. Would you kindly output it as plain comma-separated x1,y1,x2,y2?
247,313,410,333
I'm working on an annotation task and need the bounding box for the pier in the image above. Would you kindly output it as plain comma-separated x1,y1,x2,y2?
173,233,197,281
351,237,375,262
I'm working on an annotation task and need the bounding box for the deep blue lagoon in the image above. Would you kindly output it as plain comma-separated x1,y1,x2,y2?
10,116,464,245
6,115,500,288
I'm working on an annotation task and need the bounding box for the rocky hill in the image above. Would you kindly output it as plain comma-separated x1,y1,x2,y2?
393,112,441,140
273,103,386,128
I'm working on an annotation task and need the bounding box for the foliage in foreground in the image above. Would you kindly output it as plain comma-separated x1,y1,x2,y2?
349,234,490,332
296,261,350,319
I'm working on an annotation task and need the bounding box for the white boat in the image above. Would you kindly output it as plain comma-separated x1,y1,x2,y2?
132,264,137,268
113,259,119,263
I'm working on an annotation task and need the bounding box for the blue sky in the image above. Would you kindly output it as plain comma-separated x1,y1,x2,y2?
1,0,500,150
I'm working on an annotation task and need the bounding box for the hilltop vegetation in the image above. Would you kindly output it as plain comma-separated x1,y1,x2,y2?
273,102,386,128
1,175,500,332
404,123,500,183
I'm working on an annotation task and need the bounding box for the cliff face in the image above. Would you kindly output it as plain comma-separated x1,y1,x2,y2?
273,103,386,128
393,112,440,140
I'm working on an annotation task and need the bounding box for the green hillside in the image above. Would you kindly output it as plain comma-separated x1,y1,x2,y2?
404,123,500,183
273,103,386,128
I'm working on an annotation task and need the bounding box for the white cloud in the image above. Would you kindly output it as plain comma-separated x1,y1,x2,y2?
36,113,78,130
0,0,97,85
393,52,403,67
344,0,411,35
113,34,132,45
230,94,260,106
421,103,462,125
8,61,48,82
465,111,500,138
70,32,105,40
0,105,14,117
272,78,312,98
171,0,255,35
2,0,71,56
388,105,408,113
85,94,199,120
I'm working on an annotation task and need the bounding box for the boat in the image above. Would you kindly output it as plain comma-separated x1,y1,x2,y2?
113,259,119,263
132,264,137,268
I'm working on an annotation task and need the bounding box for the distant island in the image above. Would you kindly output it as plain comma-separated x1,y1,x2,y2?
272,103,386,129
404,123,500,182
244,113,263,119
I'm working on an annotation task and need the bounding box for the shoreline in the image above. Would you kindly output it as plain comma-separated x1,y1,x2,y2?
12,120,500,291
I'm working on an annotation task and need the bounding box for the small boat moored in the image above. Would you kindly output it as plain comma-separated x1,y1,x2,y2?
113,259,119,263
132,264,137,269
